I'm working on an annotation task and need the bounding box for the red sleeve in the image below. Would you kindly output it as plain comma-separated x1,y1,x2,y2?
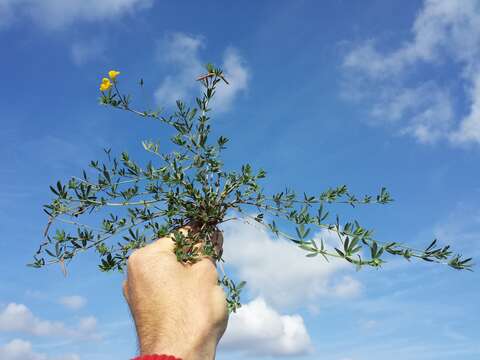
132,355,182,360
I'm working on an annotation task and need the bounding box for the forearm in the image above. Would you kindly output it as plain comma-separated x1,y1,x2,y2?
138,341,215,360
135,325,217,360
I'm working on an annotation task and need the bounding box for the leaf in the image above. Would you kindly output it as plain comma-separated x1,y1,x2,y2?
425,239,438,252
335,248,345,257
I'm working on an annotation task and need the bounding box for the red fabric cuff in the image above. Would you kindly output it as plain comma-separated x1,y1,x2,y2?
132,355,182,360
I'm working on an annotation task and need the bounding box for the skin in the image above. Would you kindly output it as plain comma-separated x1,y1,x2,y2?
123,227,229,360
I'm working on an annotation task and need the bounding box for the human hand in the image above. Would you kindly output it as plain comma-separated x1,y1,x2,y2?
123,227,228,360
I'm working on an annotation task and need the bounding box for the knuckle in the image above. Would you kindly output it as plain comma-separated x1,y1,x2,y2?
195,259,219,283
212,287,229,323
127,250,142,269
122,281,129,300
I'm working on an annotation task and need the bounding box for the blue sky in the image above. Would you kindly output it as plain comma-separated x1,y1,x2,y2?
1,0,479,359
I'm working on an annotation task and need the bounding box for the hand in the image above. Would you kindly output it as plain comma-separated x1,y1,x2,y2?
123,227,228,360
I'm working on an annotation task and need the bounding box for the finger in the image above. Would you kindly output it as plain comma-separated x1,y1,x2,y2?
148,226,194,254
145,226,223,265
191,256,221,285
149,235,176,254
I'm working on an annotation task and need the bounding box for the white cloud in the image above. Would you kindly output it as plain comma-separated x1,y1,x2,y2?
154,33,205,107
77,316,97,333
450,73,480,144
366,83,454,144
431,202,480,256
0,339,47,360
71,39,105,66
154,32,248,112
53,353,80,360
0,303,99,340
25,290,47,300
0,0,15,29
360,319,379,330
331,275,363,298
58,296,87,311
342,0,480,146
0,0,152,30
213,47,249,112
221,220,362,309
0,339,80,360
442,325,468,342
0,303,65,337
220,297,313,357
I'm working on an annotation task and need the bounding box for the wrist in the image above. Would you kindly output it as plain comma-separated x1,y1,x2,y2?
134,356,182,360
141,336,216,360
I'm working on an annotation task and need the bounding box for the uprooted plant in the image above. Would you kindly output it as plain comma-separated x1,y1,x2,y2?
31,65,474,313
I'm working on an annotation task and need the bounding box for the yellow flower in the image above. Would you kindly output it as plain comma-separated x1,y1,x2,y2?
99,78,112,92
108,70,120,80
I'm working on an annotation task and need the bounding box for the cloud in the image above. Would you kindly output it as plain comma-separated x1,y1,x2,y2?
154,33,205,107
154,32,248,112
360,319,379,330
220,297,313,357
342,0,480,146
0,303,65,337
450,73,480,144
25,290,48,300
70,39,105,66
221,220,362,309
0,339,80,360
77,316,97,333
212,47,249,112
0,339,45,360
431,202,480,256
58,296,87,311
0,303,100,340
331,275,363,298
367,83,454,144
324,337,480,360
442,325,468,342
0,1,15,29
0,0,152,30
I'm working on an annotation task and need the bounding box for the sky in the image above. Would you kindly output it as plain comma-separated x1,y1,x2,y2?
0,0,479,359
